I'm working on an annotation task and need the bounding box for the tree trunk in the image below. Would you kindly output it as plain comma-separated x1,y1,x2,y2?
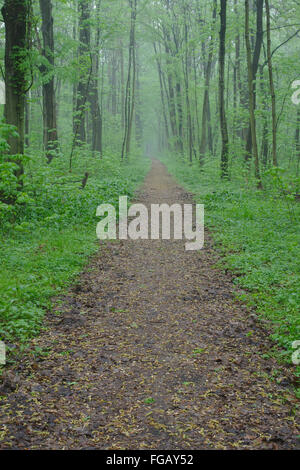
74,0,91,146
120,40,125,129
135,45,142,147
163,27,178,150
260,65,269,167
111,48,117,116
245,0,262,188
265,0,278,166
121,0,137,160
2,0,31,186
25,91,30,148
245,0,263,161
39,0,58,163
153,42,170,148
90,0,102,157
182,0,194,163
199,0,217,163
219,0,229,178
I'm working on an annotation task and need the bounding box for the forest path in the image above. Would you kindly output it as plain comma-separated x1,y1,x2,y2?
0,159,299,450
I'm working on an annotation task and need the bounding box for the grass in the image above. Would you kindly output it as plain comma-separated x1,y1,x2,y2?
0,150,150,354
161,153,300,396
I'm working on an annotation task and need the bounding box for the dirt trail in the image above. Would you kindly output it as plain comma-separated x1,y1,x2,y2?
0,159,299,450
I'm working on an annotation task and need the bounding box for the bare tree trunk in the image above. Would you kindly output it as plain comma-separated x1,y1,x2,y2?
245,0,262,188
219,0,229,178
260,64,269,167
182,0,194,163
2,0,31,189
121,0,137,160
153,42,170,148
91,0,102,157
111,47,117,116
192,50,201,158
74,0,91,146
245,0,263,161
72,3,78,136
199,0,217,163
39,0,58,163
233,0,241,141
135,45,142,147
265,0,278,166
175,81,184,155
120,40,125,129
25,91,30,148
163,27,178,151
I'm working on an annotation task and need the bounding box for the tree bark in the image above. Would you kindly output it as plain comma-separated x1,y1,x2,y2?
121,0,137,160
74,0,91,146
199,1,217,163
260,65,269,167
120,40,125,129
153,42,170,148
265,0,278,166
90,0,102,157
182,0,194,163
245,0,263,161
245,0,262,188
135,45,142,147
39,0,58,163
219,0,229,178
2,0,32,186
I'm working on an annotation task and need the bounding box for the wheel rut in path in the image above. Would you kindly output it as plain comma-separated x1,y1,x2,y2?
0,159,299,450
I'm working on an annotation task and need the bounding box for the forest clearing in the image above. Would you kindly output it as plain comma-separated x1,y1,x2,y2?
0,0,299,452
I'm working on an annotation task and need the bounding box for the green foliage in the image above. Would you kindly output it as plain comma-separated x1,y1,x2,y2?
0,147,150,348
162,153,300,394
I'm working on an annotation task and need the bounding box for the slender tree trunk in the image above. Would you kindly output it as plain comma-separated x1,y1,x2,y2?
207,95,214,154
199,1,217,163
245,0,263,161
111,47,117,116
39,0,58,163
91,0,102,157
120,40,125,129
265,0,278,166
233,0,239,115
245,0,262,188
121,0,137,160
260,65,269,167
25,91,30,148
153,42,170,148
74,0,91,146
72,4,78,136
182,0,194,163
135,45,142,147
175,81,184,155
163,27,178,150
2,0,31,189
192,51,201,158
219,0,229,178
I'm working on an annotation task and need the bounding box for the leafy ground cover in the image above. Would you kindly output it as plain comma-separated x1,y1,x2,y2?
161,154,300,397
0,151,150,350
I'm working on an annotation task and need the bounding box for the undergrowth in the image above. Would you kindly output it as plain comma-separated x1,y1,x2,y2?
161,153,300,397
0,148,150,355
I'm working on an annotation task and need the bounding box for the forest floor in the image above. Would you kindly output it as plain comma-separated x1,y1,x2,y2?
0,159,299,450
